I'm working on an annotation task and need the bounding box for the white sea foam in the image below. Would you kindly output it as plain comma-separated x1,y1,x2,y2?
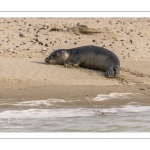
0,108,95,118
97,105,150,113
93,93,136,101
0,99,66,106
0,93,138,107
0,105,150,118
14,100,53,106
120,105,150,112
16,99,66,106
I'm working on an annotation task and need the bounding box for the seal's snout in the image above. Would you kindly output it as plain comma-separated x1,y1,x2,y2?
45,57,49,63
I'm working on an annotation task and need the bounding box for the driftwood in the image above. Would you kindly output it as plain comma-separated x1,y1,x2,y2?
69,23,101,35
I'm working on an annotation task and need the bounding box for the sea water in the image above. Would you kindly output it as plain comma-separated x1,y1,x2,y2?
0,93,150,132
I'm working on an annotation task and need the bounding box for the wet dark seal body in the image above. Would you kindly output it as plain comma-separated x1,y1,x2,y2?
45,46,120,77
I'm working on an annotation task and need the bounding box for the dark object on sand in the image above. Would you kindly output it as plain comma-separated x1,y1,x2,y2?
45,45,120,78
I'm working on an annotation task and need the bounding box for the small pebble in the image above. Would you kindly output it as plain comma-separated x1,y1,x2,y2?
42,47,47,51
39,42,43,45
45,43,48,47
7,49,12,52
19,33,25,38
35,38,39,42
130,39,133,44
140,88,145,90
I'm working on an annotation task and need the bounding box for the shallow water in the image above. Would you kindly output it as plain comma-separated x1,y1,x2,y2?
0,93,150,132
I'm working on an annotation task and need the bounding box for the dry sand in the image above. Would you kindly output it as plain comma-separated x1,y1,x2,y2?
0,18,150,107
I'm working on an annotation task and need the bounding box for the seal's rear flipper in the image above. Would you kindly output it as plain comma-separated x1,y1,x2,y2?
105,67,115,78
114,65,120,77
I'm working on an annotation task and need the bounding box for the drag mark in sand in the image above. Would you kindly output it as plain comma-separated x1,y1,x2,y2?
117,67,150,85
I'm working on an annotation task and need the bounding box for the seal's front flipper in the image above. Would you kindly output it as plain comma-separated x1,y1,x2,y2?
105,67,115,78
64,62,80,68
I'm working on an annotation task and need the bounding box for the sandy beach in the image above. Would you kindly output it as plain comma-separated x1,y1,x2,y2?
0,18,150,107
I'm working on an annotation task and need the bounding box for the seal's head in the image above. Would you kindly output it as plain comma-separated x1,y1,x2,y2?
45,49,69,65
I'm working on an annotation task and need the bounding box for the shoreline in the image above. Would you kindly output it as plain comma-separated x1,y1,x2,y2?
0,83,150,108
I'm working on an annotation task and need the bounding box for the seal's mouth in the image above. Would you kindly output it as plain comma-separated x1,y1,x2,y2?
45,57,56,64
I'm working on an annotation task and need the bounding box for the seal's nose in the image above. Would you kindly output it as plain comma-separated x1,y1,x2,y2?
45,57,49,63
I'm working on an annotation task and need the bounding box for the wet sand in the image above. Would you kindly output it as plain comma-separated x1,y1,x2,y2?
0,84,150,109
0,18,150,107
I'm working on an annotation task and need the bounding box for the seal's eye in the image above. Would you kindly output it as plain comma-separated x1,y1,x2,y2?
57,53,60,56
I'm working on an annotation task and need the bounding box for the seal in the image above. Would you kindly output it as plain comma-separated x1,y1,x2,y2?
45,45,120,77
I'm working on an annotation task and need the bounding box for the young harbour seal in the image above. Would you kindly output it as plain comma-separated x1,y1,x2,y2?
45,45,120,77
